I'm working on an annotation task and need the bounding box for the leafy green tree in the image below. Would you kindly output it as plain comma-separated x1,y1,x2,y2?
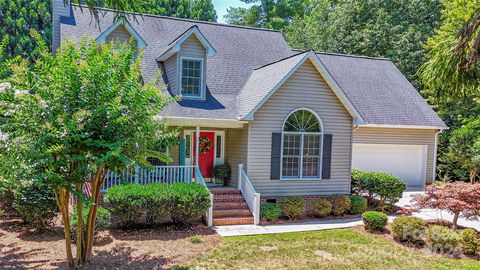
0,33,176,267
116,0,217,21
284,0,442,88
225,0,306,30
446,119,480,183
419,0,479,100
419,0,480,182
0,0,51,72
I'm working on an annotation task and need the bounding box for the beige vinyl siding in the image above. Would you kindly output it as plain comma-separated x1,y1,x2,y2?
105,24,132,43
248,60,353,196
164,54,179,95
226,126,249,187
179,35,207,99
353,127,438,184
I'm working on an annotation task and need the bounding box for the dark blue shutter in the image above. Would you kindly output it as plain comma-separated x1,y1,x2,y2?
271,133,282,180
322,134,332,179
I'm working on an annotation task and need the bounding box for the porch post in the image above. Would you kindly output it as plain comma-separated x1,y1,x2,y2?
195,126,200,168
238,164,243,190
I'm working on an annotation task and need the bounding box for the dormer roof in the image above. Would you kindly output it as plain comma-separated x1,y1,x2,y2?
96,19,147,48
157,25,216,61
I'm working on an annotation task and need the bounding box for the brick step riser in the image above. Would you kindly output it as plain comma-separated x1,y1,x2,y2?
213,204,250,211
213,195,245,201
213,217,254,226
213,209,252,218
210,190,242,195
213,198,246,203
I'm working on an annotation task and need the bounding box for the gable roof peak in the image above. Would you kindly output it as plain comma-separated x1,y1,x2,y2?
96,19,147,48
157,24,216,61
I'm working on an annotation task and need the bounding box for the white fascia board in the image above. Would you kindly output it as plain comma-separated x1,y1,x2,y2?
358,124,449,130
159,116,247,128
156,26,216,62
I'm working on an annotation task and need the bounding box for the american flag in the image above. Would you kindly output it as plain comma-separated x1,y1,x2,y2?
69,177,93,206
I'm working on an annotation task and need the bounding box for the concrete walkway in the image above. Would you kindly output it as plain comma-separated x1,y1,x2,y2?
397,192,480,231
214,191,480,236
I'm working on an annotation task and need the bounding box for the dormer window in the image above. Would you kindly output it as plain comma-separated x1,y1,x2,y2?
180,57,203,97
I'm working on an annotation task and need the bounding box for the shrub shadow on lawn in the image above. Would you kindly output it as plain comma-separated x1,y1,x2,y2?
0,243,51,270
53,246,169,270
110,224,216,242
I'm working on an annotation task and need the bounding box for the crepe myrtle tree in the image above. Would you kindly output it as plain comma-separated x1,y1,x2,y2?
413,182,480,230
0,32,176,268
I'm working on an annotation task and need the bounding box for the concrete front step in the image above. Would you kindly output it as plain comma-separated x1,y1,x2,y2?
213,201,250,210
213,216,254,226
213,208,252,218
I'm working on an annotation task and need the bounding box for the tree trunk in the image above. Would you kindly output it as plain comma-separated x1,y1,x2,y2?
55,187,75,268
469,170,477,184
452,212,460,231
75,184,84,266
84,166,109,262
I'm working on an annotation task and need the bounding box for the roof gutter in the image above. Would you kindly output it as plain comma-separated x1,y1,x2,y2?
358,124,449,130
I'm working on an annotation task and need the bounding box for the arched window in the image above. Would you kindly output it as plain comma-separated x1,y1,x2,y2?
282,109,323,179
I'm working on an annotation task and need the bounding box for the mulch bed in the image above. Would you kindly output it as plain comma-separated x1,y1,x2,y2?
0,212,221,269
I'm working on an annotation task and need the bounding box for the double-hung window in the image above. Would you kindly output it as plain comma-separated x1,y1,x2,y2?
180,58,203,98
281,109,323,180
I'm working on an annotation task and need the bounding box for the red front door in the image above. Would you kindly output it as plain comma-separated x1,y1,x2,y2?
193,132,215,178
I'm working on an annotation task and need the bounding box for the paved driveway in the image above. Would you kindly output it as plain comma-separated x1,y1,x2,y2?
396,191,480,231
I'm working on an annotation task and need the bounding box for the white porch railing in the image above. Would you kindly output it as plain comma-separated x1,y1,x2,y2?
238,164,260,225
102,165,196,191
195,166,214,227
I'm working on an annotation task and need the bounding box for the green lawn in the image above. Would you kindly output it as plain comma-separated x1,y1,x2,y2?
184,228,480,270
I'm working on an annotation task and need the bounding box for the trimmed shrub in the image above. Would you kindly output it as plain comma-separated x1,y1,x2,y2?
328,195,351,216
348,195,367,214
311,198,332,217
351,169,406,210
391,216,426,243
362,211,388,231
260,202,281,222
70,205,110,242
104,184,145,228
13,182,58,230
213,163,231,185
460,229,479,255
143,183,170,225
169,183,211,226
425,226,460,254
279,197,305,220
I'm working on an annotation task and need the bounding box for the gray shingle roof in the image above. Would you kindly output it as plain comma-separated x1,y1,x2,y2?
59,5,446,128
237,52,308,119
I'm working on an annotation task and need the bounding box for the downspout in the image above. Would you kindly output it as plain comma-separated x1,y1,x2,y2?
432,129,443,183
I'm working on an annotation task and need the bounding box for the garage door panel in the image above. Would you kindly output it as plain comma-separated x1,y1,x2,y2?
352,144,427,187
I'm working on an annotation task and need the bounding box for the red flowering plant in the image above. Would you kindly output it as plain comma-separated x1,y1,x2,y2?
412,182,480,230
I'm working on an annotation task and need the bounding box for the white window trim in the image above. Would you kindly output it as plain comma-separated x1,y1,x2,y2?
280,108,324,181
179,56,205,99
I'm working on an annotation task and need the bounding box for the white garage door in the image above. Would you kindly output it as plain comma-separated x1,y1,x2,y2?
352,144,427,187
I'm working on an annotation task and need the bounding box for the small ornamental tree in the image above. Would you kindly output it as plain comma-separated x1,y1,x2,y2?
413,182,480,230
0,32,176,267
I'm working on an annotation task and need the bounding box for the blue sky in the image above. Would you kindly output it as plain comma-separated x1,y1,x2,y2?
212,0,253,23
